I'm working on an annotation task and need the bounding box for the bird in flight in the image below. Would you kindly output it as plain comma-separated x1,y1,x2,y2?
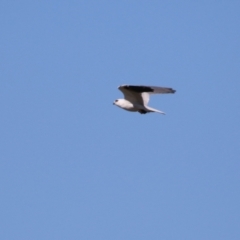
113,85,176,114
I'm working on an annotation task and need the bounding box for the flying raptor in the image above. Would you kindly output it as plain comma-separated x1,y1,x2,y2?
113,85,176,114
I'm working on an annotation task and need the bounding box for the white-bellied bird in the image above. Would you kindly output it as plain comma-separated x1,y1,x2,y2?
113,85,176,115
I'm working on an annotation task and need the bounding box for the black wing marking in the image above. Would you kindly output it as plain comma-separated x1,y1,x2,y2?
121,85,176,94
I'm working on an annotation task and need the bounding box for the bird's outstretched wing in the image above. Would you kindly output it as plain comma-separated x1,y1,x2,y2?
118,85,145,105
118,85,176,105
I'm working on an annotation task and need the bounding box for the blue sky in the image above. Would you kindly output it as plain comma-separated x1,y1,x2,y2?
1,1,240,239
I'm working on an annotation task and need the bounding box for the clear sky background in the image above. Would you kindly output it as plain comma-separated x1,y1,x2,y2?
1,1,240,239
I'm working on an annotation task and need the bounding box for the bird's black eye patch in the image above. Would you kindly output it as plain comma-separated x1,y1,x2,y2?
115,100,118,102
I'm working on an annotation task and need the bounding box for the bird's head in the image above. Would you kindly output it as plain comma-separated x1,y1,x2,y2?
113,99,119,106
113,99,125,107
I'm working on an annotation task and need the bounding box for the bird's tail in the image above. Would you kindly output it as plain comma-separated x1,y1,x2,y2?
145,106,165,115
